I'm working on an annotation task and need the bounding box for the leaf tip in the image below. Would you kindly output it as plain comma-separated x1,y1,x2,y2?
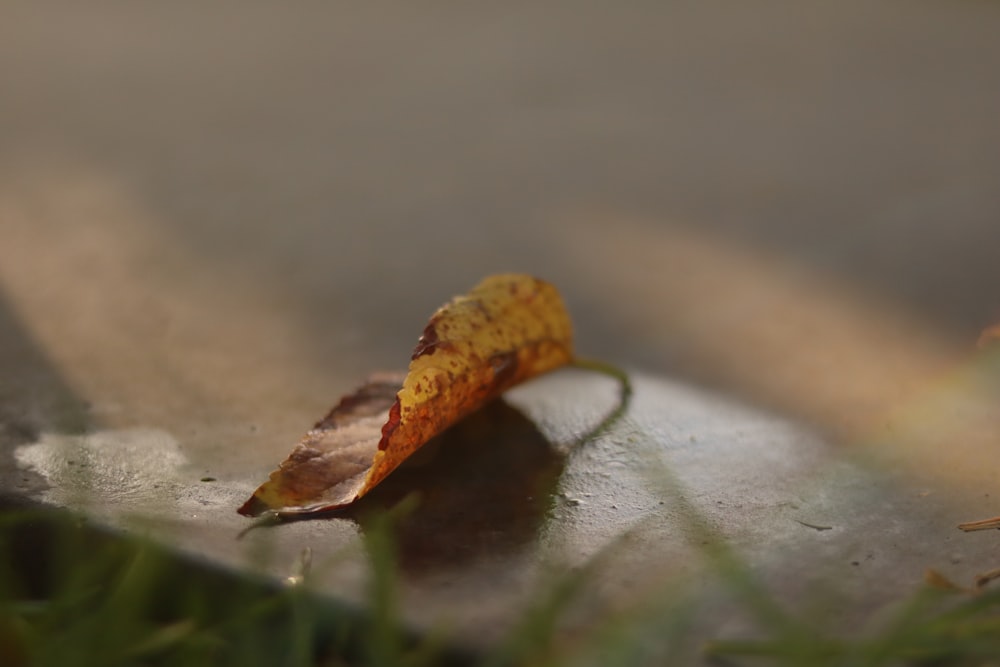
237,494,270,517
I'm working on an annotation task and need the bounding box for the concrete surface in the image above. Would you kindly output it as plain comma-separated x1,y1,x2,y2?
2,0,1000,658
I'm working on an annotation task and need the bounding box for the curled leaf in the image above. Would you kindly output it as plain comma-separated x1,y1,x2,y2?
239,274,574,517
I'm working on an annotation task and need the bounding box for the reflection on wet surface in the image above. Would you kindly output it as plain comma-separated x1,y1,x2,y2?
0,292,93,504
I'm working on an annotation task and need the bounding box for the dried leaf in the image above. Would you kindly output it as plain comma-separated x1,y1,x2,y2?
978,323,1000,349
924,568,970,593
924,567,1000,594
974,567,1000,590
958,516,1000,532
239,274,574,517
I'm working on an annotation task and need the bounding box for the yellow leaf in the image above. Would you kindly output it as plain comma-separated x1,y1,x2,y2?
239,274,574,517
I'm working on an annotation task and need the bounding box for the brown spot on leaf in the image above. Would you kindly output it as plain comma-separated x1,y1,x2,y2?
411,324,440,359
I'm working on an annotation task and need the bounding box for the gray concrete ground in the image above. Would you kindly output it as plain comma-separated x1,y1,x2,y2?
2,0,1000,657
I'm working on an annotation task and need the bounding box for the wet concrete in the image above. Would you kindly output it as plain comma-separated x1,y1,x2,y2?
2,0,1000,658
9,369,1000,652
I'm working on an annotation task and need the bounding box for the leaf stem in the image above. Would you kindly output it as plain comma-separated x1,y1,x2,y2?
569,357,633,448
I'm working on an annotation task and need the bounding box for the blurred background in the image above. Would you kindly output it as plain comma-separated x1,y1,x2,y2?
2,1,999,481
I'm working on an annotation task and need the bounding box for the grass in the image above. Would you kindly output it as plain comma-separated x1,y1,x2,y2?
704,583,1000,666
0,506,329,667
3,498,1000,667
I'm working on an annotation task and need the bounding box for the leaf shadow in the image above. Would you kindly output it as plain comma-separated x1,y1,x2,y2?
347,368,632,575
344,398,565,575
240,368,633,577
